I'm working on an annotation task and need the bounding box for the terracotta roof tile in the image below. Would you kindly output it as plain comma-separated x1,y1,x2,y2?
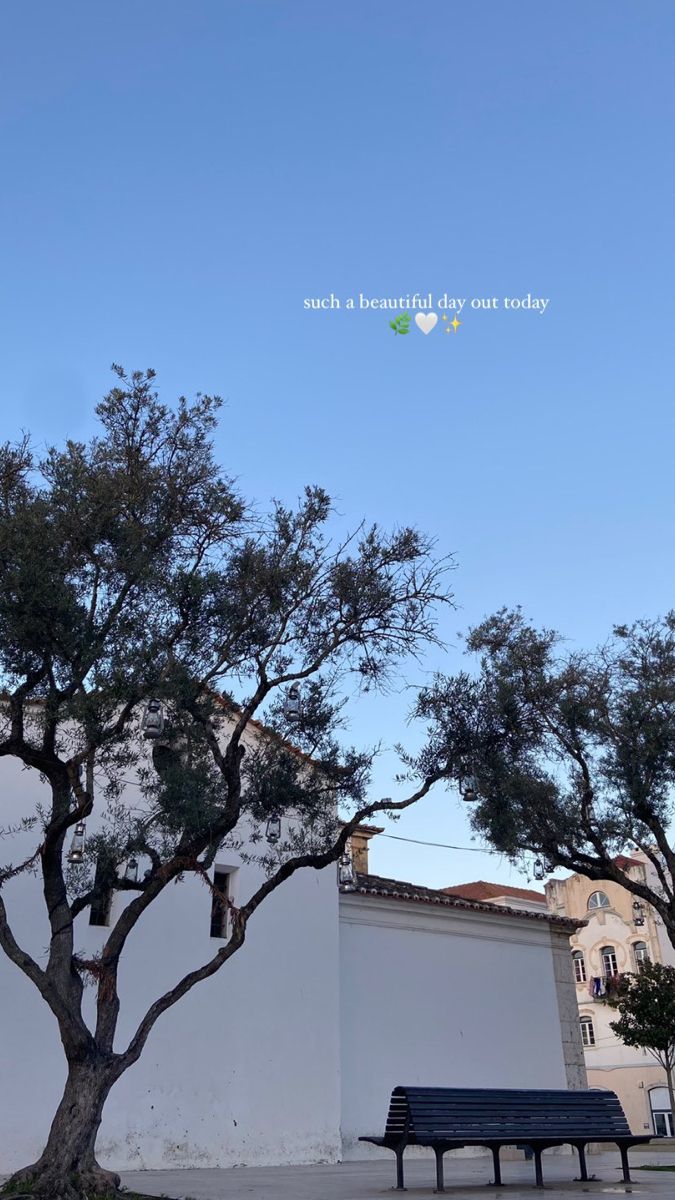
442,880,547,904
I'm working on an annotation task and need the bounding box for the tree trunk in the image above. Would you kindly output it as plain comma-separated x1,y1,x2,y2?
665,1060,675,1138
4,1057,122,1200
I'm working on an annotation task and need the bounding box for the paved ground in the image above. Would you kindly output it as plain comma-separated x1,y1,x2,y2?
115,1150,675,1200
4,1151,675,1199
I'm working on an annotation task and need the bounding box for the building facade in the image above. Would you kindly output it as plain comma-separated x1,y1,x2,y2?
546,853,675,1136
0,747,585,1174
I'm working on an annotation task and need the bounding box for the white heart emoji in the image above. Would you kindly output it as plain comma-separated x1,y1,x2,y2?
415,312,438,335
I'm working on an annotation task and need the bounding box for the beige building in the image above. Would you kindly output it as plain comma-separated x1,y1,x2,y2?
546,853,675,1136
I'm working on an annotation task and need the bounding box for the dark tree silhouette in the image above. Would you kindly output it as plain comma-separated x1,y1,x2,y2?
0,368,453,1200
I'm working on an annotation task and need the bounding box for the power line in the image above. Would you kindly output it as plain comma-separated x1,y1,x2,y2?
379,832,498,854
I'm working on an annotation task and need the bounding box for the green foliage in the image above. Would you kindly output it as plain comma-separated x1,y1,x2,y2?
609,962,675,1066
389,312,411,335
0,368,454,1200
408,608,675,947
0,364,452,914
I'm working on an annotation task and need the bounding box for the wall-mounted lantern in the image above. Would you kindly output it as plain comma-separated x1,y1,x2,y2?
633,899,646,927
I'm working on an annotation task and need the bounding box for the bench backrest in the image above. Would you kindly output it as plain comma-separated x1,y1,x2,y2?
384,1087,632,1142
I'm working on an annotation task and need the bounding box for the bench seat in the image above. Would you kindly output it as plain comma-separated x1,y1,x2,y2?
360,1086,653,1189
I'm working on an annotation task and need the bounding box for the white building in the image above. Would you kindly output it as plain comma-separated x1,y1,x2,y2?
0,749,586,1174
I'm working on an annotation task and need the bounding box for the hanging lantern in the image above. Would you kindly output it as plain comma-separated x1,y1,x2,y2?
265,815,282,844
283,684,302,721
459,771,478,802
141,699,165,740
338,852,356,890
125,857,139,882
533,857,545,881
67,821,86,864
633,899,646,927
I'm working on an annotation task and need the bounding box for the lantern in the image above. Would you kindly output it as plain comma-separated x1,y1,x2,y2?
141,699,165,740
67,821,86,864
338,852,356,890
459,772,478,802
284,684,302,721
266,815,282,844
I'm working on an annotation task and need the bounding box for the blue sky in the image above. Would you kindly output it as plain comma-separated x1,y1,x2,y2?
1,2,674,889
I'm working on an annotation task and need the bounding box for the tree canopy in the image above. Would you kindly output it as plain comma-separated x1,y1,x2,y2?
0,367,454,1200
410,607,675,947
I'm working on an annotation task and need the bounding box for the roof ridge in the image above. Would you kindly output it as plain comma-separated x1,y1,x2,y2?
347,871,581,931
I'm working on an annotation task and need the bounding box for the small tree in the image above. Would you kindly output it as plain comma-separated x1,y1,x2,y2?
609,962,675,1128
409,608,675,950
0,368,454,1200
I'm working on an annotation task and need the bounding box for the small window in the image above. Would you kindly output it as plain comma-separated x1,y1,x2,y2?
649,1087,674,1136
601,945,618,977
89,857,114,927
572,950,587,983
588,891,610,910
210,870,230,939
580,1016,595,1047
634,941,650,972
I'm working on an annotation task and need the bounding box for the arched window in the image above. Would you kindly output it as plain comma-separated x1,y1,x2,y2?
634,941,650,972
588,891,610,910
601,945,618,977
580,1016,595,1047
572,950,587,983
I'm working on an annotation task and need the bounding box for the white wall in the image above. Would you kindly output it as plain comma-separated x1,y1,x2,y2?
338,894,572,1157
0,754,342,1172
1,744,581,1174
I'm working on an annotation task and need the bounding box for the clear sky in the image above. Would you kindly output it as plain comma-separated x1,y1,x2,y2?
1,2,674,890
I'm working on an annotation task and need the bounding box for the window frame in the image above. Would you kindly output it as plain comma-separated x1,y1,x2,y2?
89,856,114,928
572,949,587,983
579,1016,596,1047
601,944,618,977
633,940,650,972
587,891,611,910
209,869,230,939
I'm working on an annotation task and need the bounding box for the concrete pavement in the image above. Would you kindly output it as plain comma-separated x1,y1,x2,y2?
115,1150,675,1199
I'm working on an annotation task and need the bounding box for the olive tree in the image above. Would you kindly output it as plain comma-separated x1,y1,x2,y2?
0,368,452,1200
410,607,675,948
609,962,675,1126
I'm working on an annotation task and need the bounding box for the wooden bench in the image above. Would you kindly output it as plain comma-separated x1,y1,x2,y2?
360,1086,653,1190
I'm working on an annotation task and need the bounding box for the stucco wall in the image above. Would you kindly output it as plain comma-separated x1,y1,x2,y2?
338,893,578,1157
0,754,342,1172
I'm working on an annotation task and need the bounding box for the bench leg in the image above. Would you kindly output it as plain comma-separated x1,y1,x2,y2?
576,1143,589,1182
433,1146,445,1193
619,1145,631,1184
533,1148,544,1189
393,1146,406,1190
490,1146,503,1186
